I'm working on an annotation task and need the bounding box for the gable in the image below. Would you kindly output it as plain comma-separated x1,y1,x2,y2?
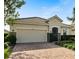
48,17,62,25
48,15,63,22
48,15,63,25
49,18,61,23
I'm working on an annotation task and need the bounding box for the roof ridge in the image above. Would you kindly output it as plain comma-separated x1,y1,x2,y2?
16,17,47,20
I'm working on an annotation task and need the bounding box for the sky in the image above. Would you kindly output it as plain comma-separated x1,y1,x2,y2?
5,0,75,30
18,0,74,22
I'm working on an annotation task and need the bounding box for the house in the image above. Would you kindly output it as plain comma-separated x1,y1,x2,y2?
10,15,75,43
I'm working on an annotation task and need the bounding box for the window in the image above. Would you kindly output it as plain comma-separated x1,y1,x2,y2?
52,27,58,33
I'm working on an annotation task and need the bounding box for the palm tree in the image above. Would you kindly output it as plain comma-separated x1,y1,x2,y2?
67,8,75,35
67,8,75,23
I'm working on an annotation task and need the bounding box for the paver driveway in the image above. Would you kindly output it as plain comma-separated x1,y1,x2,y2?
9,42,75,59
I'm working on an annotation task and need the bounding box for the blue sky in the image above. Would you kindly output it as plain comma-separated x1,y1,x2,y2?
17,0,74,23
5,0,75,30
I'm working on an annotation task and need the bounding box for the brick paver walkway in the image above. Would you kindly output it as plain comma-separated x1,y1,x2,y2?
9,43,75,59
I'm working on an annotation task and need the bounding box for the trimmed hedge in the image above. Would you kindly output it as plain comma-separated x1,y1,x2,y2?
61,35,75,41
47,33,75,42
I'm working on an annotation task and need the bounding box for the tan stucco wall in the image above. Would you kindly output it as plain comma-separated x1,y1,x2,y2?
11,24,48,32
48,19,62,33
69,28,75,35
48,18,75,35
10,20,75,36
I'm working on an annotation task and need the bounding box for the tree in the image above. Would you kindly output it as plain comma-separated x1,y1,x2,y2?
67,8,75,23
4,0,25,31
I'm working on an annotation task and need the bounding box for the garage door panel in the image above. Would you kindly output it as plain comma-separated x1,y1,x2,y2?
16,29,47,43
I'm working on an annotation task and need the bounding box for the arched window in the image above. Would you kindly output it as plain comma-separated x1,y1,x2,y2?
52,27,58,33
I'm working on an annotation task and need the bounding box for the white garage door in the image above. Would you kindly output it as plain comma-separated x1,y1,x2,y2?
16,29,47,43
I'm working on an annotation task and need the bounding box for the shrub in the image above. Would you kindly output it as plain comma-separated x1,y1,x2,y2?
4,32,16,59
55,40,75,50
4,48,12,59
63,44,68,47
67,45,72,49
4,32,16,46
8,34,16,46
72,45,75,50
70,37,75,41
4,33,9,43
4,48,9,59
4,42,9,49
72,47,75,50
61,35,75,41
4,33,8,37
4,35,10,43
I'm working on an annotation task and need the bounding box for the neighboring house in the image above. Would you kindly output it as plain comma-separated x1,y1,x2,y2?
10,15,75,43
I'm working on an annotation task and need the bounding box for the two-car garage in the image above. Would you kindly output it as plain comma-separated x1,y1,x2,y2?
16,27,48,43
12,17,48,43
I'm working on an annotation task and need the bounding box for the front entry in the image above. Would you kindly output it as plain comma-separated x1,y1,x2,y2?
50,27,58,42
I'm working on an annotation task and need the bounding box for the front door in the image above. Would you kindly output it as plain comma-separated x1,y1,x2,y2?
51,27,58,41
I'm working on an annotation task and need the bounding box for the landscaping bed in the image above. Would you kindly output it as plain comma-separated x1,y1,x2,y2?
55,41,75,50
4,32,16,59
